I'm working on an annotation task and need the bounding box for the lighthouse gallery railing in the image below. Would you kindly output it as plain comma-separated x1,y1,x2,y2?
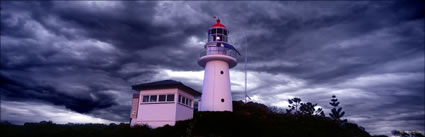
200,47,239,59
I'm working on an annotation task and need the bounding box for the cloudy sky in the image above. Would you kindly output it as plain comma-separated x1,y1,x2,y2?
1,1,424,136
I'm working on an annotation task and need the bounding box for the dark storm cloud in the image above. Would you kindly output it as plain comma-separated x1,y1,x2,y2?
239,1,424,83
1,1,423,136
0,1,208,123
1,69,118,113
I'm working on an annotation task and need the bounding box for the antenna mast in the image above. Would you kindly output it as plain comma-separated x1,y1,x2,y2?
244,34,251,102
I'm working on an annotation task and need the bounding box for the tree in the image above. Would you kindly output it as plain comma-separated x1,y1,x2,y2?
269,106,285,114
329,95,345,120
286,97,301,114
299,102,325,116
392,130,425,137
286,97,325,116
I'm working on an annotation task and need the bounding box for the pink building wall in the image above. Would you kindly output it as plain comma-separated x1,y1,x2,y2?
131,88,197,128
138,103,176,127
176,89,195,121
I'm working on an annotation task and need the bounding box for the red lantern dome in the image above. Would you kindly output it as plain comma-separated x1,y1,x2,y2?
210,18,226,29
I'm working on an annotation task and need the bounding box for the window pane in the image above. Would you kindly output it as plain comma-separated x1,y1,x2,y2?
178,95,181,103
142,96,149,102
224,30,228,35
159,95,166,102
182,96,186,104
167,94,175,101
185,98,189,105
150,95,157,102
217,28,223,34
211,29,216,34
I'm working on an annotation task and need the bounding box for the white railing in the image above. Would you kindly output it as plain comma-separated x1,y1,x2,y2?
200,47,239,58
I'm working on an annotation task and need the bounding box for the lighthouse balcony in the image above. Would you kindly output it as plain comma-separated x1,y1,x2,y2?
200,47,239,58
198,47,238,68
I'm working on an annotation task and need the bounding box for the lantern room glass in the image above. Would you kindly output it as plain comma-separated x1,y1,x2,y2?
208,28,228,42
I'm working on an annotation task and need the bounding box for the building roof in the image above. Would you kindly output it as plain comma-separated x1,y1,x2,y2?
131,80,201,96
210,18,226,29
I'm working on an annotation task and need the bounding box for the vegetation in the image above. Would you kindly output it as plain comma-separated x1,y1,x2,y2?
0,100,416,137
392,130,425,137
191,101,372,137
286,97,302,114
329,95,346,121
286,97,325,116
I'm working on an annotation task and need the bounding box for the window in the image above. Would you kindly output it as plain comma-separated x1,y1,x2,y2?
177,94,192,108
217,28,223,34
158,95,166,102
182,96,186,104
141,94,175,104
142,96,149,102
150,95,157,102
178,95,182,102
209,28,228,42
167,94,175,101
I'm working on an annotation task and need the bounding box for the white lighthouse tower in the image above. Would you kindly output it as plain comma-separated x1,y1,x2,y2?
198,18,240,112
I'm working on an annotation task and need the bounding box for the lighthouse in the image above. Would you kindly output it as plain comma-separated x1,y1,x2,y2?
198,18,240,112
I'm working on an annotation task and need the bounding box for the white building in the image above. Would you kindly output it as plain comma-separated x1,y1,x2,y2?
130,80,201,128
198,18,239,112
